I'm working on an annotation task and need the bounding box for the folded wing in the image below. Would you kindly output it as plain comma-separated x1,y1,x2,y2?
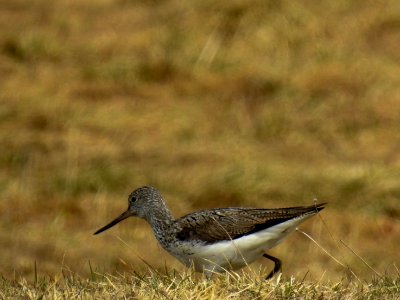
175,203,325,243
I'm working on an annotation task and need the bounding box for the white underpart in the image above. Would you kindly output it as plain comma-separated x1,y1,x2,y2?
174,213,316,273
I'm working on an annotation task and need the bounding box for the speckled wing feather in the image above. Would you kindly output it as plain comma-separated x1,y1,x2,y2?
175,203,325,243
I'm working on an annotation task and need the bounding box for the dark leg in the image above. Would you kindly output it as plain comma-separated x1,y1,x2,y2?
263,253,282,280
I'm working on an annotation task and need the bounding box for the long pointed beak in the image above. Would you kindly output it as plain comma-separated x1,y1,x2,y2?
94,210,133,235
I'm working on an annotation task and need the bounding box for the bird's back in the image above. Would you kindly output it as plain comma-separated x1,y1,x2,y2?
174,203,325,243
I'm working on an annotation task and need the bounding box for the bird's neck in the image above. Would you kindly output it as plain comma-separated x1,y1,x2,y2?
144,201,175,238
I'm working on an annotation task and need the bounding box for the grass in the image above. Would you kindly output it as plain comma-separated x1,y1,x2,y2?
1,0,400,298
1,270,399,299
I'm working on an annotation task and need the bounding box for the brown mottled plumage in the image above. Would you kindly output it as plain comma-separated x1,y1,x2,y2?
175,205,325,243
94,186,325,279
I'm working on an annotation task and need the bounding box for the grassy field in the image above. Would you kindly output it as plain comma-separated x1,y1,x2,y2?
1,271,399,299
1,0,399,298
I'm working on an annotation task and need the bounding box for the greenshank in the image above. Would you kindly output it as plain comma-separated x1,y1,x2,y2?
94,186,325,279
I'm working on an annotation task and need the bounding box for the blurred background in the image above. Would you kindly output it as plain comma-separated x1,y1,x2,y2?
0,0,399,281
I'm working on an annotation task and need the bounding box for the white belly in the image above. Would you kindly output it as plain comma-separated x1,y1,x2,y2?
172,214,314,273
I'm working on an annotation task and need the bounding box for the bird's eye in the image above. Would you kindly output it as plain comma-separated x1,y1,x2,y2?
130,196,137,203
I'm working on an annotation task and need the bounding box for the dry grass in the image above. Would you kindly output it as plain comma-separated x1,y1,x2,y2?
1,270,399,299
1,0,400,296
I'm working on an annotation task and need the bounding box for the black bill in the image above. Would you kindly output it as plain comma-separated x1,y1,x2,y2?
94,210,132,235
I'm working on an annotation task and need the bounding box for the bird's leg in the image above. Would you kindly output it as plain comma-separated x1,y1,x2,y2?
263,253,282,280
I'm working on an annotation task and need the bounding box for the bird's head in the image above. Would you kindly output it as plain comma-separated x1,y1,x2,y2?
93,186,163,235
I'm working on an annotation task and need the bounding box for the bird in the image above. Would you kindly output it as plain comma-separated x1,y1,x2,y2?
94,186,325,279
